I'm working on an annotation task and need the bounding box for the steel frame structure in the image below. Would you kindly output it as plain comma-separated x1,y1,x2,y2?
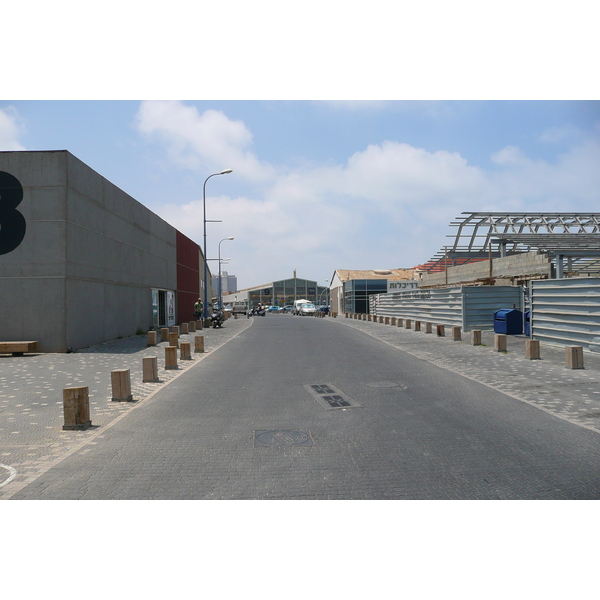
425,212,600,277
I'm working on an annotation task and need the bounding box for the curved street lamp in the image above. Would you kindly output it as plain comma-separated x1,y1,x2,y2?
203,169,233,321
218,236,234,308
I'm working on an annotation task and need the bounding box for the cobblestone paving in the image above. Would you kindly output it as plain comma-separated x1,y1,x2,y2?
331,316,600,434
0,317,252,497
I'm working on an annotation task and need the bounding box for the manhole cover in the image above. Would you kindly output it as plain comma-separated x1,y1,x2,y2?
365,381,405,389
304,384,362,410
254,430,314,447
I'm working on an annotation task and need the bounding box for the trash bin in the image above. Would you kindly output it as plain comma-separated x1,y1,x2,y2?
524,310,531,337
494,309,523,335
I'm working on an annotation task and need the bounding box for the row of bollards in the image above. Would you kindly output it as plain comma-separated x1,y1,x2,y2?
346,312,586,371
62,323,207,431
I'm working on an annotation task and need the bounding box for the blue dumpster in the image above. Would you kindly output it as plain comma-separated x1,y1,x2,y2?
524,310,531,337
494,309,523,335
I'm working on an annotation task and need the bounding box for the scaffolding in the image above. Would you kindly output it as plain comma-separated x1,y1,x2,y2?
424,212,600,277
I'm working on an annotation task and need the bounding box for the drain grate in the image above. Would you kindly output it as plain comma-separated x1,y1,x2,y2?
254,430,314,447
304,384,362,410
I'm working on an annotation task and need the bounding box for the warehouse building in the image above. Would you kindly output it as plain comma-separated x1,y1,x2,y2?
0,150,212,352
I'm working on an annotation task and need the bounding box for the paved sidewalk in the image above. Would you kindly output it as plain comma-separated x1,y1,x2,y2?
330,315,600,435
0,317,252,497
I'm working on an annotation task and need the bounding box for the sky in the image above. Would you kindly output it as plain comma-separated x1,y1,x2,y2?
2,99,599,290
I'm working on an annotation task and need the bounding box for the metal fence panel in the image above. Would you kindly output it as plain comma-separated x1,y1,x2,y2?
373,285,523,331
531,278,600,352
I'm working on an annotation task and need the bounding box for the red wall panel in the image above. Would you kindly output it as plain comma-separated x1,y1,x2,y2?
176,230,201,324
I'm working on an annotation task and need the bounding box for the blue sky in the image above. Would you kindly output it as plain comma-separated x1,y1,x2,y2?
2,100,598,289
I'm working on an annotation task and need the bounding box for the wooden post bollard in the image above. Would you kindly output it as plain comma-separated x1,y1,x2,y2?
147,330,157,346
526,339,541,360
345,313,348,318
397,318,403,327
436,324,445,337
63,386,92,430
181,323,189,334
391,317,397,326
495,334,507,352
565,346,584,369
165,346,178,369
196,320,203,330
195,335,205,353
425,322,432,334
189,321,197,332
452,326,461,341
143,356,159,382
180,341,192,360
405,319,411,329
111,369,133,402
471,330,482,346
172,325,180,338
168,331,179,348
414,320,421,331
385,317,390,325
160,327,169,343
367,314,371,322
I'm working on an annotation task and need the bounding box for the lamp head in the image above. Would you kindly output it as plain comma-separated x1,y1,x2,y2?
220,169,233,175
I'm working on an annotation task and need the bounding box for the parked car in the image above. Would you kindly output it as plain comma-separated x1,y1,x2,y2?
267,305,280,312
281,305,293,313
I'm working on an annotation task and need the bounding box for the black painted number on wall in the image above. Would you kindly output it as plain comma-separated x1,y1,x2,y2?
0,171,26,255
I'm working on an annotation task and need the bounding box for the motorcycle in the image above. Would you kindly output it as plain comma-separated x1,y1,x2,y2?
212,307,224,328
248,305,266,317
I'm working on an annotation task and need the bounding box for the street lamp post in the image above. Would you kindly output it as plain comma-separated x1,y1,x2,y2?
218,237,234,309
203,169,233,322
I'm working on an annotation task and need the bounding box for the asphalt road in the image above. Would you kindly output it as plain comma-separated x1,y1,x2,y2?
10,314,600,499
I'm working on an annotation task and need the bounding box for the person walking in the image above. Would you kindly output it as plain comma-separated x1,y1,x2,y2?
193,298,203,319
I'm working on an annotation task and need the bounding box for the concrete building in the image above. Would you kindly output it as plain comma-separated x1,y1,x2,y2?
0,150,212,352
212,271,237,297
329,269,418,315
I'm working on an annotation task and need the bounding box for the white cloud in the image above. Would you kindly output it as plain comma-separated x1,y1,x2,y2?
134,101,276,182
0,106,25,151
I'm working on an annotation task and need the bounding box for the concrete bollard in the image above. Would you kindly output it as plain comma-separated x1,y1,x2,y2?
377,316,383,324
181,323,189,334
345,313,348,318
471,330,482,346
397,318,404,327
436,324,445,337
565,346,584,369
168,331,179,348
180,341,192,360
385,317,390,325
147,330,157,346
143,356,159,382
160,327,169,343
194,335,205,353
196,320,203,330
111,369,133,402
367,314,372,322
189,321,197,332
405,319,411,329
391,317,397,326
425,322,432,334
171,325,180,338
414,321,421,331
452,326,461,341
165,346,178,369
63,386,92,430
362,314,366,321
495,334,507,352
526,339,541,360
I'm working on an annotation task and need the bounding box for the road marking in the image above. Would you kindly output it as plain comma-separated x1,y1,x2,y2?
0,463,17,488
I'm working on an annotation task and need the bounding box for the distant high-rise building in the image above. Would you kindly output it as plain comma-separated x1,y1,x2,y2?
212,271,237,297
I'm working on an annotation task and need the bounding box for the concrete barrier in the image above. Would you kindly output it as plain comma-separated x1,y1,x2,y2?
526,339,541,360
452,326,461,341
425,322,432,334
143,356,159,382
565,346,584,369
436,324,445,337
195,335,205,353
147,330,157,346
168,331,179,348
165,346,178,369
180,341,192,360
62,386,92,430
111,369,133,402
471,330,482,346
495,334,507,352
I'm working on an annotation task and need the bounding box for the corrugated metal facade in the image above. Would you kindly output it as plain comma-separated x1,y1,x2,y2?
372,286,523,331
530,278,600,352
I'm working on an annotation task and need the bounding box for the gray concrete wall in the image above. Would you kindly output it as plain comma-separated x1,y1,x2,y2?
0,150,177,352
